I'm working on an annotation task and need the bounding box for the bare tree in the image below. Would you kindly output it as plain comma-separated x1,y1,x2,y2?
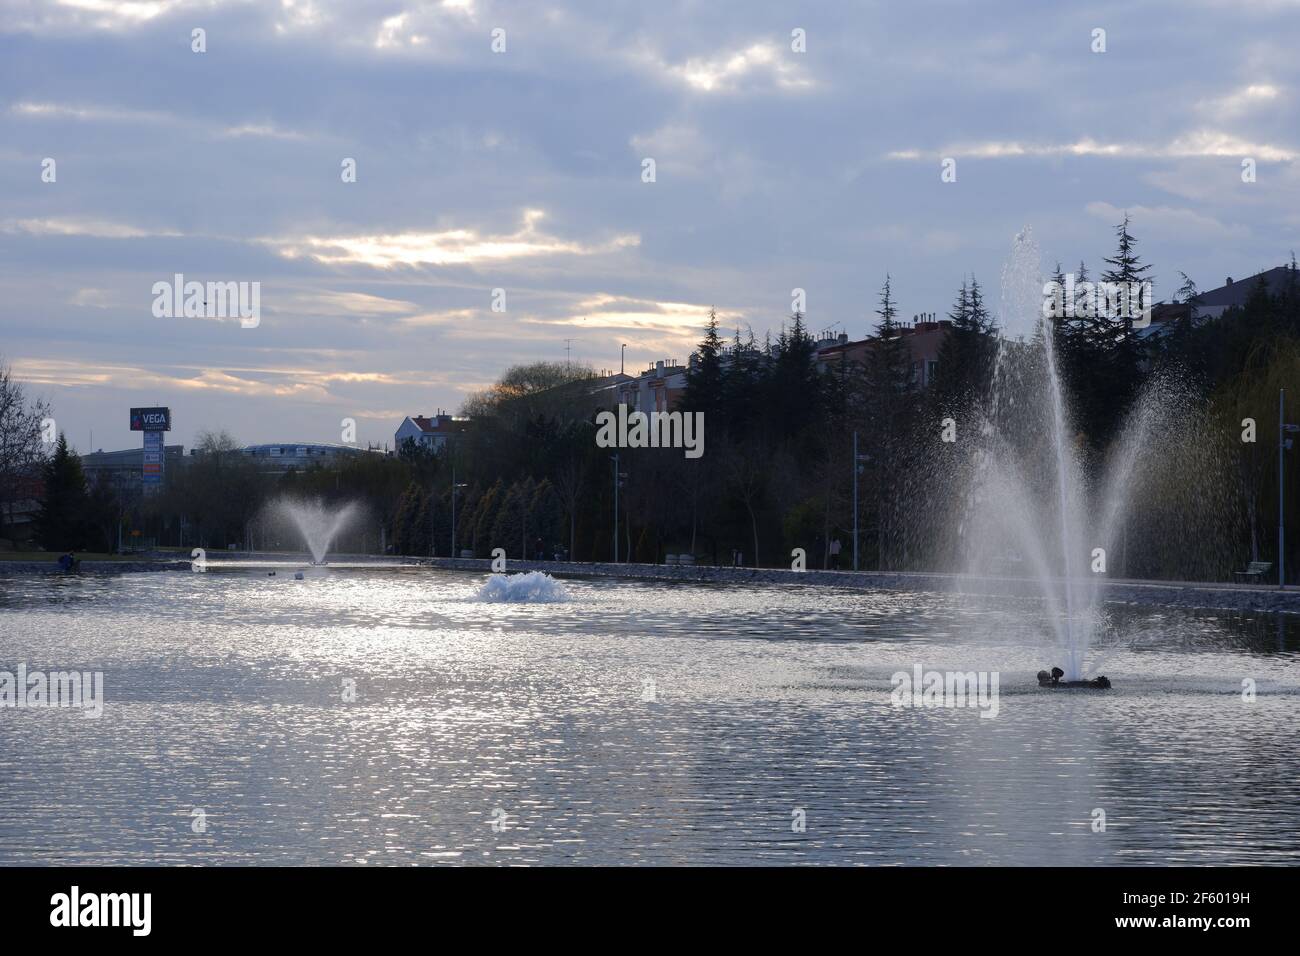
0,359,52,542
725,436,767,566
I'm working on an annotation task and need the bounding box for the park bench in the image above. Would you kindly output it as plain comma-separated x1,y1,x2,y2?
1234,561,1273,582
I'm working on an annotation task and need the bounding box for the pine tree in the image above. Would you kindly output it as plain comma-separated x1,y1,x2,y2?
530,479,564,555
863,275,918,569
866,275,914,408
721,327,764,439
934,275,999,413
1099,214,1153,422
683,307,725,417
472,480,503,557
769,310,822,444
1101,214,1154,335
34,434,90,551
392,481,422,554
490,482,523,559
933,279,970,411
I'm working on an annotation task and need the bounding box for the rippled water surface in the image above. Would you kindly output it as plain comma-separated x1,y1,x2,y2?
1,566,1298,865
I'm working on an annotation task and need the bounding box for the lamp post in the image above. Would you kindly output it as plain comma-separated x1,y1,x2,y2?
1281,388,1300,589
449,466,468,560
609,454,630,563
611,452,620,562
852,432,871,571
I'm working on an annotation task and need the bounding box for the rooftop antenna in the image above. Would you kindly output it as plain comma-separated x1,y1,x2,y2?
564,338,573,370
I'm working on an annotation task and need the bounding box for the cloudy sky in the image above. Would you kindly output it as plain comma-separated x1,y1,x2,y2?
2,0,1297,452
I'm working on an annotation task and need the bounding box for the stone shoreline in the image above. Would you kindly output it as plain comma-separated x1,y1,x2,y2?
3,552,1297,614
0,560,192,575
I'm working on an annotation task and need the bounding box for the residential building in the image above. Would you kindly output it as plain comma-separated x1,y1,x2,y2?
814,314,951,388
1142,263,1298,339
1192,265,1297,322
394,413,468,454
615,360,688,414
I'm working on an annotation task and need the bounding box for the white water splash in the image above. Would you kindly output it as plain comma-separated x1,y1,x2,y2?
959,226,1167,680
276,499,359,564
476,571,569,603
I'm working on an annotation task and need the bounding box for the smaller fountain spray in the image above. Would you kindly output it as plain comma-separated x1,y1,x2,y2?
277,499,359,565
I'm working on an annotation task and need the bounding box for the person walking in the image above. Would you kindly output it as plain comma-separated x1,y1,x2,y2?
829,537,842,570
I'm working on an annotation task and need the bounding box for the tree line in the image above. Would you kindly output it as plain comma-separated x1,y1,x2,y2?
5,217,1300,579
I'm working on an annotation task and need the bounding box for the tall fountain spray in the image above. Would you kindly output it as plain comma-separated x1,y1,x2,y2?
278,499,359,564
959,227,1161,680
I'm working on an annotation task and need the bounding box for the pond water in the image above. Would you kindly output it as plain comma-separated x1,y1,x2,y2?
1,566,1297,865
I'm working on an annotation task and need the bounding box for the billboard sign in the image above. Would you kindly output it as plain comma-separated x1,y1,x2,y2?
142,429,165,491
130,407,171,432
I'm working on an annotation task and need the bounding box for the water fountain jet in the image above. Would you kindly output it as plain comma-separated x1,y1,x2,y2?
275,499,359,565
958,227,1173,684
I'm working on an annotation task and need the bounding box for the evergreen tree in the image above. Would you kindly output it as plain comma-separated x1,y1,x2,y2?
863,275,918,569
392,481,422,554
34,434,90,551
768,310,822,446
865,275,914,411
1101,214,1154,335
721,327,764,439
472,480,503,557
683,307,725,418
489,481,522,558
935,275,999,412
530,479,564,556
1099,214,1153,422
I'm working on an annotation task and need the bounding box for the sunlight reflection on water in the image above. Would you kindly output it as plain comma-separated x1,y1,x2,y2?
0,567,1297,865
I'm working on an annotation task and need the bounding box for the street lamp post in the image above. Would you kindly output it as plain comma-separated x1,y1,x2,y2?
1280,388,1300,589
852,431,871,572
853,431,858,571
612,452,619,563
449,466,468,560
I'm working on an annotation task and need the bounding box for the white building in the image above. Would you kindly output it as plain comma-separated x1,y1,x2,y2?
394,413,465,454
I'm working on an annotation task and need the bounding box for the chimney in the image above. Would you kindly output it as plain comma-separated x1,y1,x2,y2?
655,360,664,376
1226,277,1233,285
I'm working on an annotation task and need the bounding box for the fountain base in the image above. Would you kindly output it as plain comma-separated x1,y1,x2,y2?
1037,668,1111,690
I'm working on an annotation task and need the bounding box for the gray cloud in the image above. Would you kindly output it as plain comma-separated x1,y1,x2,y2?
2,0,1297,449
